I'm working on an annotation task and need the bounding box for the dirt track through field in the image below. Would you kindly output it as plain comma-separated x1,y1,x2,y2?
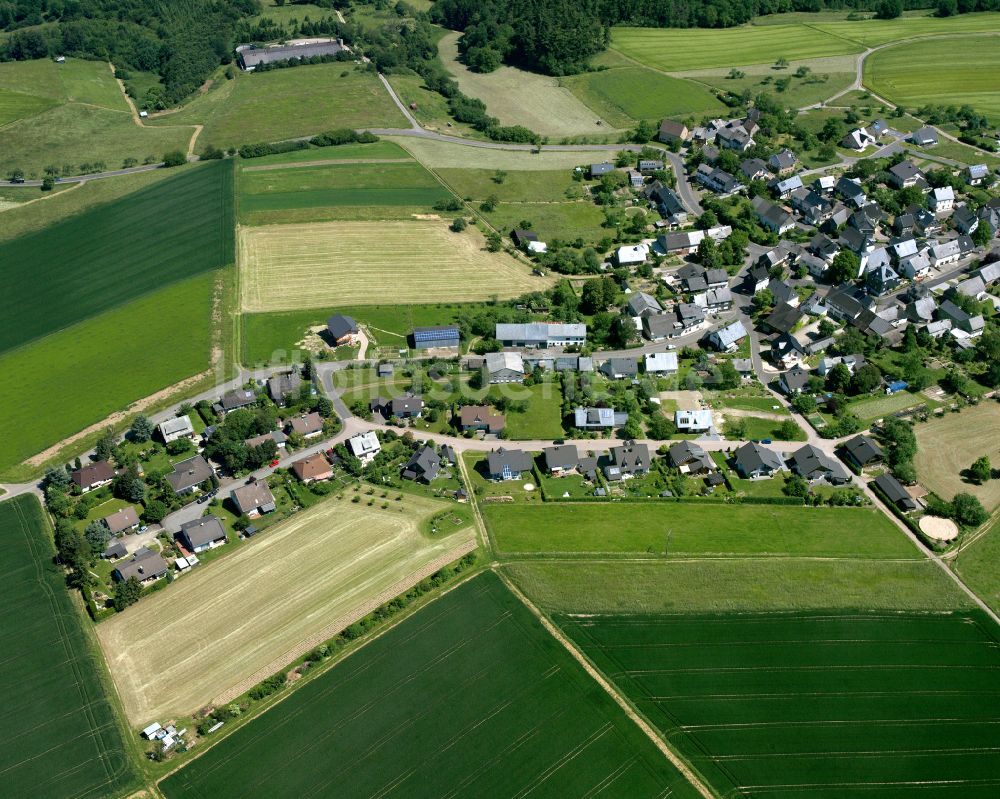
98,496,476,724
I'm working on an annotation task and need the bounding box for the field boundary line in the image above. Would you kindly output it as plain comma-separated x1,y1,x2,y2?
497,569,718,799
242,158,413,172
209,539,477,708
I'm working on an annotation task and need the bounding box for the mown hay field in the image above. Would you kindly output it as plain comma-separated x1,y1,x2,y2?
98,493,476,725
0,159,234,355
914,403,1000,510
388,135,614,170
560,610,1000,798
865,35,1000,118
438,31,616,136
0,496,138,799
159,572,703,799
484,502,915,558
814,11,1000,46
239,220,548,312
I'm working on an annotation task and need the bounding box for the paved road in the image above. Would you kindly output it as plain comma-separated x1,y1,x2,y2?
665,151,703,215
0,162,165,188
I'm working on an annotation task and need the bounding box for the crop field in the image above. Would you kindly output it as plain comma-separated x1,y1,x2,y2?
484,502,914,557
914,403,1000,510
0,272,215,473
0,58,190,176
238,220,547,312
0,496,138,799
438,32,615,136
148,65,406,150
0,159,234,355
238,140,412,166
865,36,1000,118
159,571,701,799
237,159,453,225
559,609,1000,798
506,559,972,613
561,67,727,127
388,136,614,170
98,494,475,724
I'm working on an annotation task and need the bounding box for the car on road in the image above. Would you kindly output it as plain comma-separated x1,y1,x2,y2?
269,459,280,467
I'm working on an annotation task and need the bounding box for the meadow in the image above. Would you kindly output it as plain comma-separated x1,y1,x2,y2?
0,272,215,474
387,136,614,170
865,36,1000,118
0,159,234,355
484,502,915,557
0,58,190,176
914,403,1000,510
434,167,583,203
689,61,856,111
158,571,701,799
504,380,566,439
98,493,475,725
561,67,727,127
955,517,1000,616
0,496,138,799
485,201,611,245
560,609,1000,798
238,220,548,312
438,31,616,136
147,64,406,150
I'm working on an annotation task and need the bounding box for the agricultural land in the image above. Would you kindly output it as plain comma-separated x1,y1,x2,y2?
238,220,548,312
0,496,138,799
97,492,476,724
914,403,1000,510
159,572,701,799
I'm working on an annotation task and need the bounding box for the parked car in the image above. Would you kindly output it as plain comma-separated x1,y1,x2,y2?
269,459,280,467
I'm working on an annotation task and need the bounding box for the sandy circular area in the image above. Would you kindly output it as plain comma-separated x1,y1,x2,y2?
919,515,960,541
522,483,535,491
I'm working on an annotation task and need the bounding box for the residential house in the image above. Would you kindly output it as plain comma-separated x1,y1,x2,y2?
495,322,586,348
978,198,1000,231
841,127,876,151
899,251,932,280
574,407,627,429
764,302,803,335
456,404,503,434
326,314,358,345
102,539,127,560
696,164,744,195
891,237,919,263
589,162,614,178
230,480,277,517
888,161,923,189
769,149,797,175
825,285,867,324
773,174,804,199
741,158,770,181
657,226,732,255
978,261,1000,285
600,358,639,380
72,461,115,493
485,351,525,383
511,229,538,249
104,506,140,536
752,196,795,234
835,176,866,208
708,320,748,352
401,446,441,483
732,442,785,479
745,263,771,293
872,472,917,511
668,441,716,474
788,444,850,485
627,170,644,189
697,286,733,313
930,186,954,212
639,159,664,173
412,325,460,350
484,448,532,481
288,412,324,439
779,364,811,395
757,247,789,271
627,291,663,317
605,442,651,481
953,206,979,235
644,351,679,374
909,126,938,146
929,239,962,267
675,409,713,433
768,278,799,308
159,415,194,443
791,188,833,225
178,515,228,553
267,372,302,406
291,453,332,483
544,444,579,476
165,456,213,495
112,547,167,584
906,295,937,323
841,434,884,468
938,299,984,336
799,252,830,279
658,119,689,145
812,174,836,194
866,261,901,296
953,275,986,298
347,431,381,463
617,243,650,266
967,164,989,185
716,123,755,152
733,358,754,377
245,430,288,450
646,183,688,226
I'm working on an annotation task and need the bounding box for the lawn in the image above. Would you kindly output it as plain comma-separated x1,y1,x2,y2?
560,608,1000,798
438,31,617,136
0,496,139,799
724,414,805,441
434,167,582,203
908,138,1000,169
914,403,1000,510
238,220,548,312
504,379,566,439
483,502,915,557
611,24,863,71
158,571,701,799
505,559,973,613
0,272,215,474
147,64,407,150
484,201,610,245
865,36,1000,119
955,517,1000,616
0,57,190,175
98,492,476,725
237,159,452,224
0,159,234,355
843,389,931,427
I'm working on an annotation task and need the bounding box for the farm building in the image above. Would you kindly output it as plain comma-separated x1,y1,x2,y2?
236,39,346,71
412,325,460,350
485,351,525,383
495,322,586,348
178,516,228,553
872,473,917,511
159,415,194,443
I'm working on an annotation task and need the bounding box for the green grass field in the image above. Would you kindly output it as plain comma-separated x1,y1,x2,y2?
0,160,233,355
0,496,138,799
691,66,855,111
484,502,915,557
158,571,702,799
504,380,566,439
148,64,406,150
237,140,411,166
955,518,1000,615
814,11,1000,47
434,168,582,203
914,403,1000,510
0,272,215,472
559,609,1000,798
485,201,610,245
0,58,190,176
561,67,727,127
505,559,973,613
865,36,1000,118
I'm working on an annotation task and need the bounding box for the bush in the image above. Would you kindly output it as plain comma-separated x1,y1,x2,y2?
248,671,287,701
161,150,187,168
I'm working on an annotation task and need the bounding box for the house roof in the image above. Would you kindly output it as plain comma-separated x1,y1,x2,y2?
389,396,424,415
842,434,883,465
220,388,256,411
544,444,578,472
289,412,324,436
889,161,921,183
230,481,276,513
600,357,638,378
72,460,114,488
485,447,532,476
627,291,662,315
327,314,358,340
610,442,650,473
402,446,441,481
788,444,850,483
245,430,287,449
645,351,679,372
159,415,194,437
165,456,213,493
238,39,344,68
872,473,917,509
104,506,140,534
659,119,688,138
667,441,715,472
710,320,748,348
781,364,811,391
734,442,784,474
268,372,302,402
458,405,505,431
765,302,803,334
574,407,625,427
485,351,525,374
292,453,332,481
179,515,227,549
113,547,167,582
348,431,380,458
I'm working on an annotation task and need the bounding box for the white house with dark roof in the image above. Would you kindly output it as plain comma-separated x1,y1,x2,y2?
178,515,228,553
